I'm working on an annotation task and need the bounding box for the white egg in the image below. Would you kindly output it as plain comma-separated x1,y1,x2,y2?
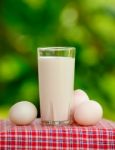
9,101,37,125
71,89,89,117
74,100,103,126
74,89,89,107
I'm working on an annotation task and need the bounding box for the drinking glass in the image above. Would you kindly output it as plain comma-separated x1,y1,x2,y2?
37,47,75,125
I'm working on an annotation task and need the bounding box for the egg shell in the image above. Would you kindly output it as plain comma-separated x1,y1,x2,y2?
9,101,37,125
74,89,89,107
71,89,89,117
74,100,103,126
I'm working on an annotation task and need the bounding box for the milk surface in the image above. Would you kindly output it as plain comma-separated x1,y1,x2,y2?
38,57,75,121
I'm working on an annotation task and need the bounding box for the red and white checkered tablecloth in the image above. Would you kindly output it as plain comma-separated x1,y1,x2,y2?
0,119,115,150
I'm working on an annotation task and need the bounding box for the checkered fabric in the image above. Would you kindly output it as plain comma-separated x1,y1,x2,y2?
0,119,115,150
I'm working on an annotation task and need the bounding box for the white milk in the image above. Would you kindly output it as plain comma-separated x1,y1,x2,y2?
38,57,75,122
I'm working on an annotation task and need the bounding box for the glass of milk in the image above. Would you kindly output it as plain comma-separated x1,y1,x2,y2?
37,47,75,125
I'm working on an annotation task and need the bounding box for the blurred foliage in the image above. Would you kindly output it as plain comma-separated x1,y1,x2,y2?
0,0,115,120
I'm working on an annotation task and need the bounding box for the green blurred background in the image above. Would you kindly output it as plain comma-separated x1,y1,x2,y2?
0,0,115,120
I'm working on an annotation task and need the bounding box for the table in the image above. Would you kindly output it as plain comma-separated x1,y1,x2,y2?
0,119,115,150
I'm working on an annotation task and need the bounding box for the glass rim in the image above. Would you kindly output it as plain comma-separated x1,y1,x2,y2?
37,47,75,51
